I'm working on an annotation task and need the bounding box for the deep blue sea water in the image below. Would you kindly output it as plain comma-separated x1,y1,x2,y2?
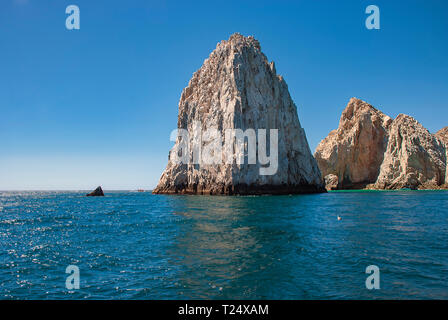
0,190,447,299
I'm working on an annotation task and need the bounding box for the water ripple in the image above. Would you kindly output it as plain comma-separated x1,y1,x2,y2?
0,190,447,299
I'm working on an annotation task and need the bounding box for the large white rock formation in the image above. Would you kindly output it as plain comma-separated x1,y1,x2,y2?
153,33,325,195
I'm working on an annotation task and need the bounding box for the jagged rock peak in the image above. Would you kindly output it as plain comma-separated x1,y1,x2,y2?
436,126,448,144
375,114,446,189
315,97,392,189
221,32,261,50
340,97,392,129
153,33,325,195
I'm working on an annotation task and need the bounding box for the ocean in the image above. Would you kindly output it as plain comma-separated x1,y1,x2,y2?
0,190,447,299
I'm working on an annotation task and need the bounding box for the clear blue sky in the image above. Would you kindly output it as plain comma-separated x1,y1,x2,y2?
1,0,447,190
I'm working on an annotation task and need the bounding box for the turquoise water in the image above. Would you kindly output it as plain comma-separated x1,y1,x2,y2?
0,190,447,299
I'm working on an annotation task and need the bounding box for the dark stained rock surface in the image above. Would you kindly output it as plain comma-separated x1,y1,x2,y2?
86,186,104,197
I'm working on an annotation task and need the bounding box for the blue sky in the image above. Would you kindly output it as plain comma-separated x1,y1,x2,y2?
1,0,447,190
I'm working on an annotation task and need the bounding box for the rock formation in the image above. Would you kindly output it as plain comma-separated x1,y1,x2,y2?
314,98,392,189
316,99,447,190
86,186,104,197
435,127,448,187
436,127,448,144
153,33,325,195
324,174,338,191
374,115,446,189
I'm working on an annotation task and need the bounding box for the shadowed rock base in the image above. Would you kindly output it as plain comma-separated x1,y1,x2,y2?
153,183,326,195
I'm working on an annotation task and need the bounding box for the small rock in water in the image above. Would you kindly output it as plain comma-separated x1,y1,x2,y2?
337,216,342,221
86,186,104,197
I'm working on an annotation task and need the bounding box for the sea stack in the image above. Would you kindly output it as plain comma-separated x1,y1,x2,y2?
86,186,104,197
314,98,392,190
315,99,447,190
153,33,325,195
374,116,446,189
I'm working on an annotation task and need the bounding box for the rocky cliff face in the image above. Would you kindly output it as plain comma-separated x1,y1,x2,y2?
436,127,448,144
435,127,448,186
314,98,392,189
153,33,325,195
374,115,446,189
316,100,447,190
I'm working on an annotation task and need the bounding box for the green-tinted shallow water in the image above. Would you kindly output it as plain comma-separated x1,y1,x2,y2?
1,190,447,299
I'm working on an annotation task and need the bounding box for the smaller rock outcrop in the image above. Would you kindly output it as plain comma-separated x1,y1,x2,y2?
86,186,104,197
316,99,447,190
435,127,448,187
314,98,392,189
374,115,446,189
